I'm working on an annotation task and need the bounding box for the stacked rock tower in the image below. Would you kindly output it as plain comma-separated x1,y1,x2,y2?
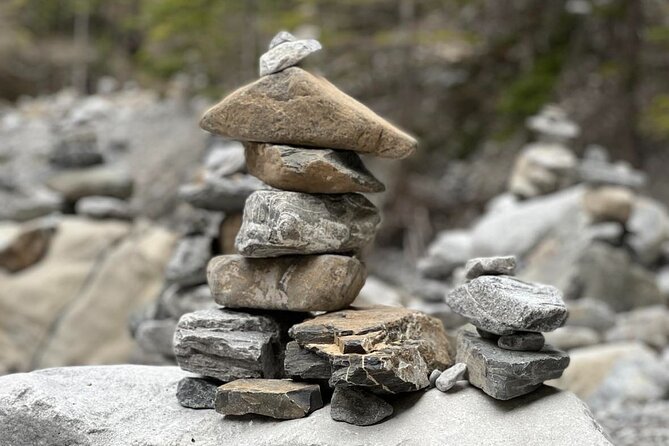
172,32,453,425
444,255,570,400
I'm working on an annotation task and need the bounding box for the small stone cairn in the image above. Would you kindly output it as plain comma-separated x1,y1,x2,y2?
440,255,571,400
171,31,453,425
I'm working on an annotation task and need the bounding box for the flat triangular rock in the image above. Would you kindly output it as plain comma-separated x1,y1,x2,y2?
200,67,417,159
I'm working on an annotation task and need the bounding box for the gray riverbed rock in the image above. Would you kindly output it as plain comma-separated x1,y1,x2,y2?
75,195,134,220
464,255,516,281
176,376,222,409
446,275,567,335
330,385,393,425
259,35,322,76
0,365,613,446
236,191,380,257
498,332,545,352
178,174,267,213
435,362,467,392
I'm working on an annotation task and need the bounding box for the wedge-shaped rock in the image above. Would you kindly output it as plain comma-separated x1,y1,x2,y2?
446,275,567,335
259,37,321,76
236,191,380,257
245,143,385,194
208,254,366,312
200,67,417,159
283,341,332,380
330,386,393,426
215,379,323,419
457,331,569,400
176,376,222,409
289,307,452,394
464,256,516,281
173,309,283,382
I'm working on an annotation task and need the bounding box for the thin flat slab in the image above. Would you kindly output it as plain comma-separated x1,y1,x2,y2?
245,143,385,194
200,67,417,159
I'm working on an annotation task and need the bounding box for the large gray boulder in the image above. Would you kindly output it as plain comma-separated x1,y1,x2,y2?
0,365,613,446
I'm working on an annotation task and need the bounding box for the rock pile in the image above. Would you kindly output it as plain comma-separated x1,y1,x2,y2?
444,255,571,400
171,31,450,426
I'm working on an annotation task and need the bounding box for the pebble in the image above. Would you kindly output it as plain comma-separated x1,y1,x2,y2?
259,35,321,76
435,363,467,392
464,256,517,281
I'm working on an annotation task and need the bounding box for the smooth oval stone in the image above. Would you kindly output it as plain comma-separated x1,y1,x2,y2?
259,38,321,76
446,275,567,335
429,369,442,387
235,191,381,258
498,332,545,352
244,143,385,194
207,254,366,312
435,363,467,392
330,386,393,426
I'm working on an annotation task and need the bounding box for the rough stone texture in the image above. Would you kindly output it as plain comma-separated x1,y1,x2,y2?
508,143,577,198
330,385,393,425
75,196,134,220
457,331,569,400
597,401,669,446
178,174,267,213
582,185,634,224
0,217,175,374
604,306,669,350
283,341,332,380
543,326,601,350
289,307,452,394
435,362,467,392
135,319,178,357
46,164,133,201
176,376,222,409
236,191,380,257
464,255,516,281
259,37,322,76
498,332,545,352
173,308,283,382
0,219,54,272
417,230,472,279
200,67,418,160
0,365,613,446
164,235,212,287
215,379,323,419
207,254,366,312
446,275,567,335
245,142,385,193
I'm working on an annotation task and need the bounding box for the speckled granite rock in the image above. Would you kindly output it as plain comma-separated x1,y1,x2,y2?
259,34,321,76
176,376,222,409
464,256,516,281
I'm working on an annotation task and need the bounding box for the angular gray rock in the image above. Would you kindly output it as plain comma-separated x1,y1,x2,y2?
259,36,321,76
236,191,380,257
0,365,613,446
204,140,246,178
498,332,545,352
446,275,568,335
464,256,516,281
330,386,393,426
173,309,283,381
269,31,297,49
207,254,366,312
164,235,212,287
179,174,267,213
176,376,222,409
75,196,134,220
457,331,570,400
435,362,467,392
135,318,178,357
283,341,332,380
215,379,323,419
244,143,385,193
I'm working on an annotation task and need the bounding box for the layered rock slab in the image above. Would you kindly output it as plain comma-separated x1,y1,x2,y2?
207,254,366,311
457,331,569,400
173,308,284,382
200,67,417,159
0,365,613,446
215,379,323,419
446,275,568,335
244,143,384,194
236,191,380,257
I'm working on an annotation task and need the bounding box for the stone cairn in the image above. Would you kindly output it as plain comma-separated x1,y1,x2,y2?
171,31,453,425
441,255,571,400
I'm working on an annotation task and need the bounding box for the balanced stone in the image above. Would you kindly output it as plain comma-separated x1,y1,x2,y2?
435,362,467,392
215,379,323,419
173,309,283,382
330,386,393,426
446,275,568,335
284,341,332,380
46,165,133,201
498,332,545,352
457,331,569,400
200,67,417,159
236,191,380,257
244,143,385,194
288,307,452,394
259,35,321,76
164,235,212,287
464,256,517,281
269,31,297,49
75,196,134,220
178,174,267,213
207,254,366,312
582,185,634,224
176,376,222,409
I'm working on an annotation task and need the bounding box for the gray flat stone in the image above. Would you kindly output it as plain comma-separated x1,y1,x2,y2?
446,275,567,335
259,36,321,76
0,365,613,446
75,196,134,220
330,386,393,426
464,256,517,281
236,191,380,257
176,376,222,409
457,331,570,400
435,363,467,392
245,143,385,193
498,332,545,352
46,164,133,201
178,174,267,213
173,308,283,382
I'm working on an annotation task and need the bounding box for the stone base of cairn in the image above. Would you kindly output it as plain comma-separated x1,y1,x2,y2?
170,31,454,425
